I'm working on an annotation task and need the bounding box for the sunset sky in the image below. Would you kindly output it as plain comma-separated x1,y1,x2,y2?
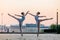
0,0,60,26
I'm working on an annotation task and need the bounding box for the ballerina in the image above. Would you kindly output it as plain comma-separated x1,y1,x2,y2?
28,12,53,37
8,11,29,36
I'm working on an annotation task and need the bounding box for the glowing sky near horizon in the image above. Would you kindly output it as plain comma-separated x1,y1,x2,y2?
0,0,60,26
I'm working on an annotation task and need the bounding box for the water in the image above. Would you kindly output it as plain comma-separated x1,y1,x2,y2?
0,34,60,40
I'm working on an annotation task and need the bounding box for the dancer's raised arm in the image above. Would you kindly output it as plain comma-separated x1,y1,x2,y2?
15,14,22,17
8,14,18,20
24,11,29,16
38,16,46,17
28,13,35,17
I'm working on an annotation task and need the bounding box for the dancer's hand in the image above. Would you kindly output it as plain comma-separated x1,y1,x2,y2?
8,13,11,16
26,11,30,14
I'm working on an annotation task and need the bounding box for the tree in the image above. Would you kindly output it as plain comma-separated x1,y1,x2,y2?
50,24,60,33
50,24,57,29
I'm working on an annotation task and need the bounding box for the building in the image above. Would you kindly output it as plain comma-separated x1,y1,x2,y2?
23,24,49,32
0,25,9,32
9,25,20,32
9,24,49,32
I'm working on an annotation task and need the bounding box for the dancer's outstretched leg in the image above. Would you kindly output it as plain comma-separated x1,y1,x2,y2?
40,18,53,22
8,14,18,20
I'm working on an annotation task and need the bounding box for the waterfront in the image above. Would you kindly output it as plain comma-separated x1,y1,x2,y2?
0,34,60,40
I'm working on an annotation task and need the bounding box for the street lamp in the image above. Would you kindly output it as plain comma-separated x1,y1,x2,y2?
56,9,58,33
1,13,4,32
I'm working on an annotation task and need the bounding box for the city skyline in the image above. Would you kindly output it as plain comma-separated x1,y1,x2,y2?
0,23,49,32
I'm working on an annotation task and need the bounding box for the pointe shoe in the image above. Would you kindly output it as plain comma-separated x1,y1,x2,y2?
50,18,53,19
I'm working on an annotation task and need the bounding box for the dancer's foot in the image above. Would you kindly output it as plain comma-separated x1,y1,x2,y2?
50,18,53,19
21,34,23,37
